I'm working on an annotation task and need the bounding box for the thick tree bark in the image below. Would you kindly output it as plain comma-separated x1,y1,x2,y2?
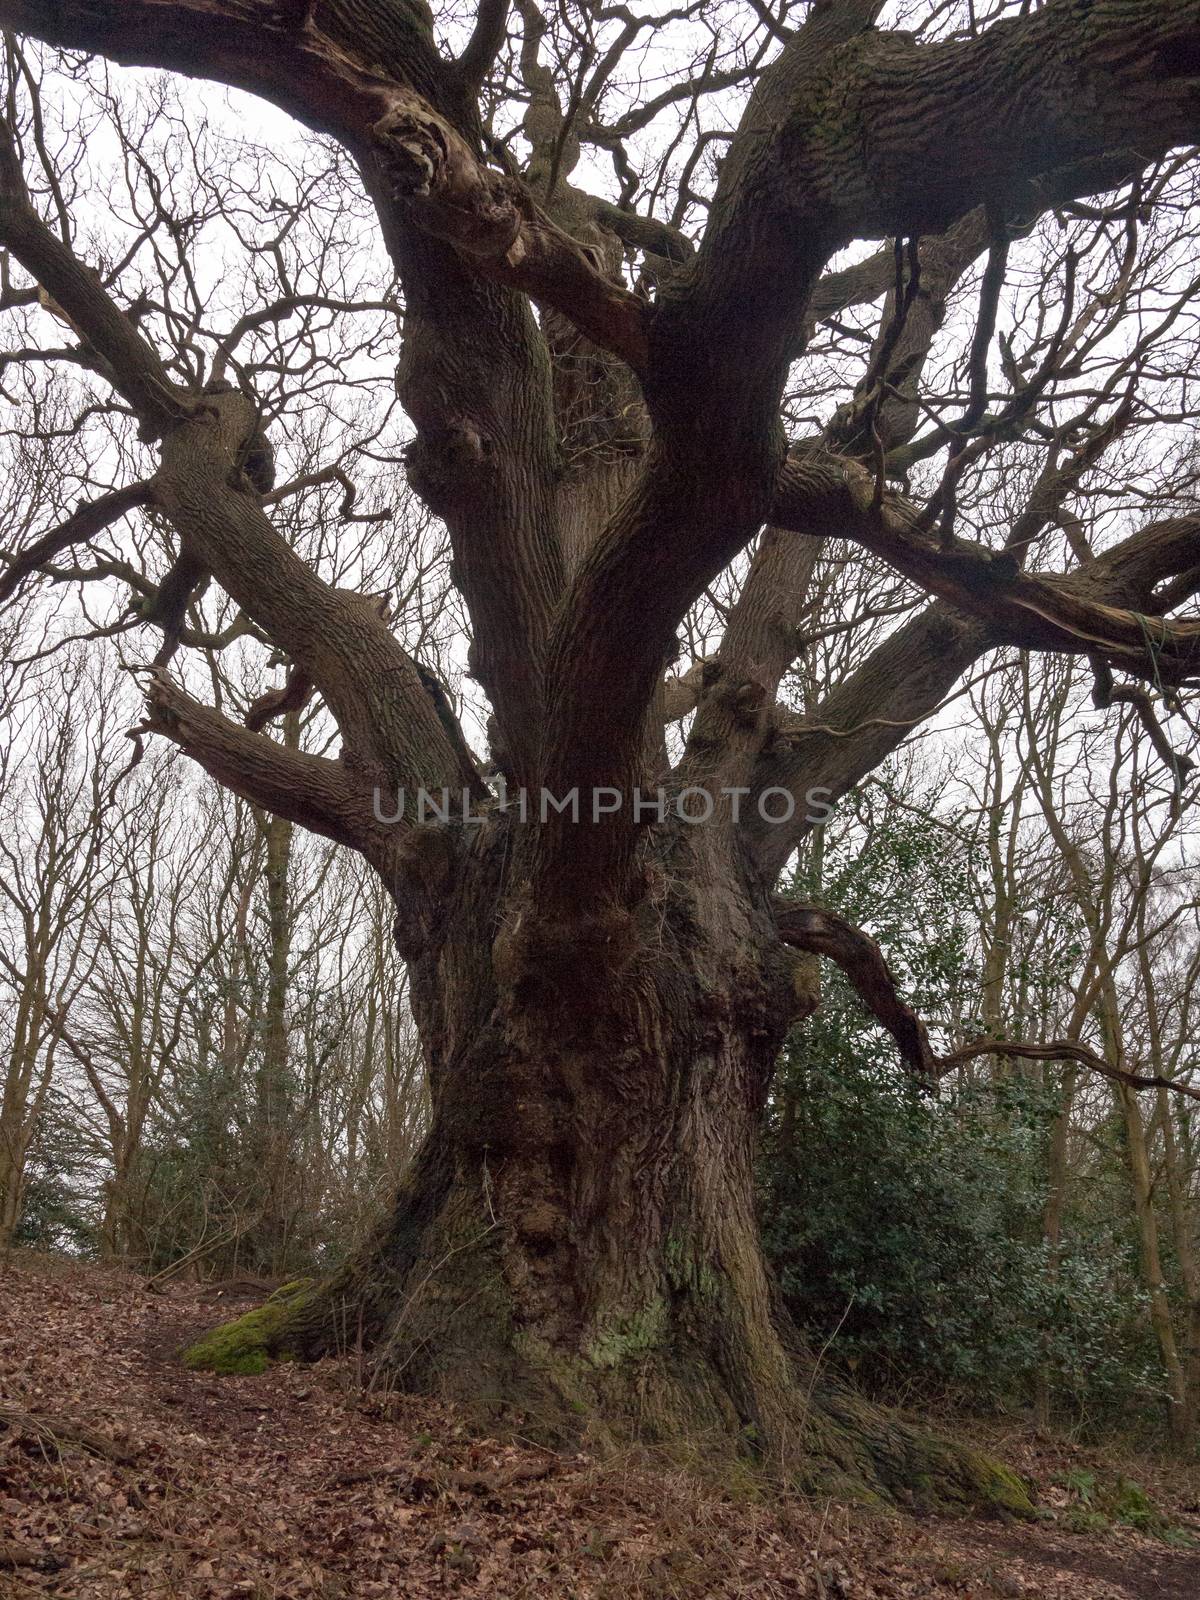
182,812,1028,1510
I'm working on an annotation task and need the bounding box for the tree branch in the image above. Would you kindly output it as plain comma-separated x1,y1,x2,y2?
457,0,510,93
1090,676,1196,784
0,481,154,604
0,117,183,431
696,0,1200,342
368,93,649,370
775,898,1200,1105
136,670,374,853
772,452,1200,688
0,0,650,372
746,603,992,880
940,1037,1200,1105
774,898,938,1079
0,0,590,772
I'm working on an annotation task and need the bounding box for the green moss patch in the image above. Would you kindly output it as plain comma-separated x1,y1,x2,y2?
961,1453,1035,1519
1055,1469,1188,1541
181,1281,313,1375
584,1299,669,1370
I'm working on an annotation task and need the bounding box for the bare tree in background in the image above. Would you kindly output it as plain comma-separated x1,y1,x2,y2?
0,655,113,1247
1,0,1199,1498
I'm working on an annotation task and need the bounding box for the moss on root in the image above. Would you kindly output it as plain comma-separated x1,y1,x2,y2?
173,1224,1031,1522
178,1277,1033,1520
803,1391,1035,1519
892,1444,1032,1519
181,1279,314,1375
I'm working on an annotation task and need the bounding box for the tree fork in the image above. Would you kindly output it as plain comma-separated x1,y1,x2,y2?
5,0,1198,1521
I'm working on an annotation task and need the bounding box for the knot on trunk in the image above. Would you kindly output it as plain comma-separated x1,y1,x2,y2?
403,422,495,514
371,100,522,257
714,671,770,728
785,948,821,1021
372,105,451,198
391,826,459,927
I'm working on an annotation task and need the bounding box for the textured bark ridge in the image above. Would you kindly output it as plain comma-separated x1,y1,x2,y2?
182,813,1030,1515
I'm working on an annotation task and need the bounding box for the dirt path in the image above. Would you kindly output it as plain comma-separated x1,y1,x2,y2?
949,1520,1200,1599
2,1253,1198,1598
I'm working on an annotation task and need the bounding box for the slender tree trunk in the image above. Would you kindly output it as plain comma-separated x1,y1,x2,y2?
0,1123,28,1248
1158,1087,1200,1446
1088,979,1190,1441
0,977,53,1251
1035,1062,1077,1432
253,784,298,1276
99,1142,130,1261
1115,1080,1188,1441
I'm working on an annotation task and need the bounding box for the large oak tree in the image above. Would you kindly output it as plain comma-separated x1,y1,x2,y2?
1,0,1199,1503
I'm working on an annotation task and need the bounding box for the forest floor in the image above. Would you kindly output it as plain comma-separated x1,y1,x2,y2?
1,1253,1199,1599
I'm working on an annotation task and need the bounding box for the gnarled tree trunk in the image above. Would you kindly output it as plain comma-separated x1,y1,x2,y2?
182,814,1027,1510
338,819,799,1443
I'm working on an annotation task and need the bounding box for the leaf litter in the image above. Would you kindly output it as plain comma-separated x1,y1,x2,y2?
1,1252,1198,1598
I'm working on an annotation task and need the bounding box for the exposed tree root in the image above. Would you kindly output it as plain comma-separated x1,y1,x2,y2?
182,1267,1033,1519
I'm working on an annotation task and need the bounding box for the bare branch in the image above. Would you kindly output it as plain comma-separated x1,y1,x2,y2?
1090,676,1196,785
941,1037,1200,1106
0,1,650,372
776,900,1200,1105
772,452,1200,689
775,898,938,1080
0,117,182,430
263,465,391,524
0,481,153,604
457,0,510,92
746,603,990,880
137,670,372,853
